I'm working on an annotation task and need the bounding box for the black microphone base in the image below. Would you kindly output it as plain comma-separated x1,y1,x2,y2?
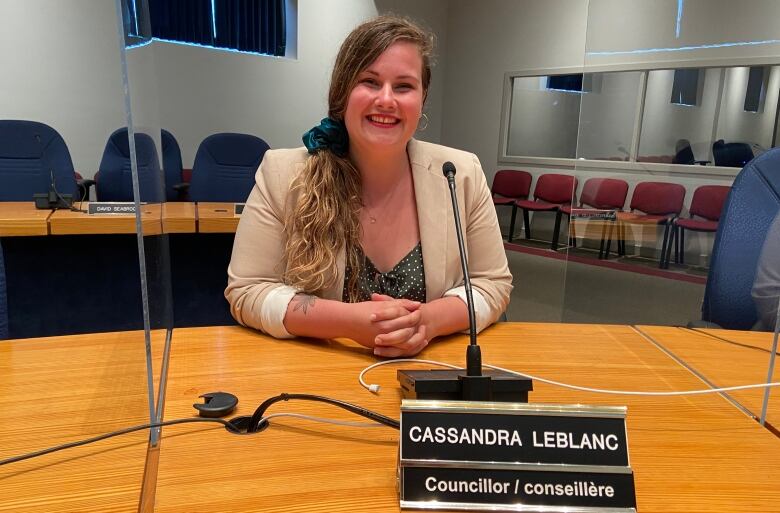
34,193,73,210
397,369,533,402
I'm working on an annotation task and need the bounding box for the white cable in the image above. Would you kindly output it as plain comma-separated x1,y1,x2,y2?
262,412,384,428
359,358,780,397
359,359,460,393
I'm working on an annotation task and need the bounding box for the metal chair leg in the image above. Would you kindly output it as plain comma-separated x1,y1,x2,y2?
568,214,577,247
523,209,531,240
664,223,676,269
508,204,518,243
551,210,563,250
659,222,671,269
602,222,614,259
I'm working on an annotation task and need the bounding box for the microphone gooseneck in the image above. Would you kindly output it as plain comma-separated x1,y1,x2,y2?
395,162,532,402
442,162,480,377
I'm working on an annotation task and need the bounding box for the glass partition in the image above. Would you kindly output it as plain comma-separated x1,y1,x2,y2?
561,0,780,421
507,75,582,159
116,0,174,435
0,0,155,507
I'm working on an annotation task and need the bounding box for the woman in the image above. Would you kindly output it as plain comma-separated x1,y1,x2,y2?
226,15,511,357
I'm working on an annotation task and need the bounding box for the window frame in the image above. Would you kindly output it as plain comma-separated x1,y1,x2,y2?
498,56,780,177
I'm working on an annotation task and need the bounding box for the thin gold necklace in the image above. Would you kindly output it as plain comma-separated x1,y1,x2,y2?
363,173,408,224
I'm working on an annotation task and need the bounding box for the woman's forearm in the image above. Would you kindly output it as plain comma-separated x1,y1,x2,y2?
282,294,352,340
421,296,470,339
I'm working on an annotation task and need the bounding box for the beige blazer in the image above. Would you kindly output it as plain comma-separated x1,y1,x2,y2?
225,139,512,336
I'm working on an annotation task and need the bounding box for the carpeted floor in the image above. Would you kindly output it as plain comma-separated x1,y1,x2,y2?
504,246,706,326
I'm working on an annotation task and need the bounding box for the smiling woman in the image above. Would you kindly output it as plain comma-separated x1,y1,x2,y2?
225,15,512,358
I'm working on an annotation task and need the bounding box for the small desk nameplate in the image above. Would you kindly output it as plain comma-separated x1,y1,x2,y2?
88,202,137,215
398,400,636,512
570,209,617,221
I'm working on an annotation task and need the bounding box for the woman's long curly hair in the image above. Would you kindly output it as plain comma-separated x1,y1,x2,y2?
282,15,434,301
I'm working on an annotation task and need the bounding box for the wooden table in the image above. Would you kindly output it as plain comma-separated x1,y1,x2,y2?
150,324,780,512
196,202,241,233
637,325,780,429
0,202,234,235
162,202,196,233
0,202,51,236
49,203,163,235
0,330,159,513
5,325,780,511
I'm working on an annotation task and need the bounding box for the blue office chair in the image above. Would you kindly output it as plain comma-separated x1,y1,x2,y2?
161,129,187,201
699,148,780,329
189,133,269,202
0,120,79,201
0,240,7,339
95,128,165,202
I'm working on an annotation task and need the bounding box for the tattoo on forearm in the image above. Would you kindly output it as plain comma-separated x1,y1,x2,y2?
292,294,316,314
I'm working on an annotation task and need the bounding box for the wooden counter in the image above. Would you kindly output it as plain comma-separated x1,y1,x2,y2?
196,202,240,233
0,202,51,236
151,323,780,512
638,325,779,429
0,331,156,512
49,202,163,236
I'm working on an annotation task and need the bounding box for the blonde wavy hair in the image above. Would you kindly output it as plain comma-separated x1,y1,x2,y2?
282,15,434,301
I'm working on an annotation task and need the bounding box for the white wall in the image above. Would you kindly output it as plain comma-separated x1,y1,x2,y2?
585,0,780,69
0,0,126,176
507,77,580,159
638,68,721,159
440,0,588,181
577,71,642,160
717,65,780,149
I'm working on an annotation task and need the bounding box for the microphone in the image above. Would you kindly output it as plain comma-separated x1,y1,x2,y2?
395,162,532,402
32,138,74,210
442,161,479,377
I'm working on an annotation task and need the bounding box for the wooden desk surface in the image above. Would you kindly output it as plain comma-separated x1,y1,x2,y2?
0,330,158,513
153,323,780,512
637,325,779,428
49,203,163,236
196,202,240,233
0,202,51,236
162,202,197,234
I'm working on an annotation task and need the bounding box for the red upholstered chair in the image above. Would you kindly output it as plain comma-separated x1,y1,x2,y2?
605,181,686,267
663,185,730,268
509,173,577,244
492,170,532,240
553,178,629,254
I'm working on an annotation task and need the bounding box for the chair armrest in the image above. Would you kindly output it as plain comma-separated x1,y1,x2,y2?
76,178,96,200
686,319,723,329
172,182,190,201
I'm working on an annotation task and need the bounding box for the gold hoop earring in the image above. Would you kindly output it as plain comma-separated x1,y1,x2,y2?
417,113,429,132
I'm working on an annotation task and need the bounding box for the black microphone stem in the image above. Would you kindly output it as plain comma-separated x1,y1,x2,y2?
446,177,477,347
444,169,482,378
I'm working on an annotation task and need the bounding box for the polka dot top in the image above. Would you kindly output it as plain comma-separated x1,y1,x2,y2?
343,242,427,302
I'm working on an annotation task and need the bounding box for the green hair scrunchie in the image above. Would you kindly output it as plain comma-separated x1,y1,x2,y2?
302,117,349,157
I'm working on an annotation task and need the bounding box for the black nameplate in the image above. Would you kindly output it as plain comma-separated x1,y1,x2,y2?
88,202,137,215
400,465,636,511
400,401,629,467
234,203,245,216
570,209,617,221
